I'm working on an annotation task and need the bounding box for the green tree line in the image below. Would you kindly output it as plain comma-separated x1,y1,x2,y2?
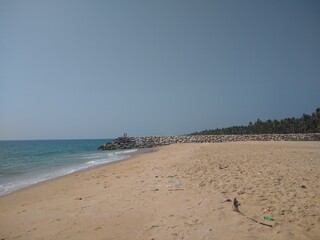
191,107,320,135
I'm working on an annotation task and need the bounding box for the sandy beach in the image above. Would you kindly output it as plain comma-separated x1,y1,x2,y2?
0,141,320,240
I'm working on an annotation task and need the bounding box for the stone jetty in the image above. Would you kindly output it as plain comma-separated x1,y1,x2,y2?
98,133,320,150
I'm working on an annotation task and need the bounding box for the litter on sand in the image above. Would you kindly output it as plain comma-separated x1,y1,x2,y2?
233,198,274,228
263,216,274,221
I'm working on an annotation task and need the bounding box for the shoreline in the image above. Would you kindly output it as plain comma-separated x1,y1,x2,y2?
0,147,157,198
1,141,319,239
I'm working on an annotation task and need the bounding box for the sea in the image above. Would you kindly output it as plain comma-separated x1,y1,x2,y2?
0,139,137,196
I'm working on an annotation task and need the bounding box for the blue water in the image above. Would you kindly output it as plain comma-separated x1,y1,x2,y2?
0,139,137,196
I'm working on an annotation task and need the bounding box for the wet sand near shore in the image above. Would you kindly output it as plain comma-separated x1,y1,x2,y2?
0,141,320,240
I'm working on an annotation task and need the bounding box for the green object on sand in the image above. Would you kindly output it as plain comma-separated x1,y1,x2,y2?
264,216,274,221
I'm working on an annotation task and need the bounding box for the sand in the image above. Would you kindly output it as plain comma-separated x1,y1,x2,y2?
0,141,320,240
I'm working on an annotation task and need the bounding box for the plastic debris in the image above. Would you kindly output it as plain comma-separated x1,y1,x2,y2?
263,216,274,221
174,180,181,188
233,198,274,228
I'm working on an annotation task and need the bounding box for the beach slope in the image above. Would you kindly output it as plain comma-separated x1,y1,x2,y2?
0,142,320,240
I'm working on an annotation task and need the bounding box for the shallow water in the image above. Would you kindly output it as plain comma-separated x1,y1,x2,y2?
0,139,136,195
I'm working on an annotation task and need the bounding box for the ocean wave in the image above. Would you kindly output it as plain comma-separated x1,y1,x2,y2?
114,149,138,154
0,148,136,196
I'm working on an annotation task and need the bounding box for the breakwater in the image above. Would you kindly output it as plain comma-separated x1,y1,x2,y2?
98,133,320,150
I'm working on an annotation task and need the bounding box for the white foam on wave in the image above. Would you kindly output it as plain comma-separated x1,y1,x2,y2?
0,149,137,196
114,149,138,155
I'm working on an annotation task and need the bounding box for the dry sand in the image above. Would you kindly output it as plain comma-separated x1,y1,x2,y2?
0,141,320,240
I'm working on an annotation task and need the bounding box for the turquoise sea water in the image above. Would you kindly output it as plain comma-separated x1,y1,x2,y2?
0,139,137,196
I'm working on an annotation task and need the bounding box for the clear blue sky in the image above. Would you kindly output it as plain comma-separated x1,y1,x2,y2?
0,0,319,140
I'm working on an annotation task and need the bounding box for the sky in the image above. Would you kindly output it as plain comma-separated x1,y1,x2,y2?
0,0,319,140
